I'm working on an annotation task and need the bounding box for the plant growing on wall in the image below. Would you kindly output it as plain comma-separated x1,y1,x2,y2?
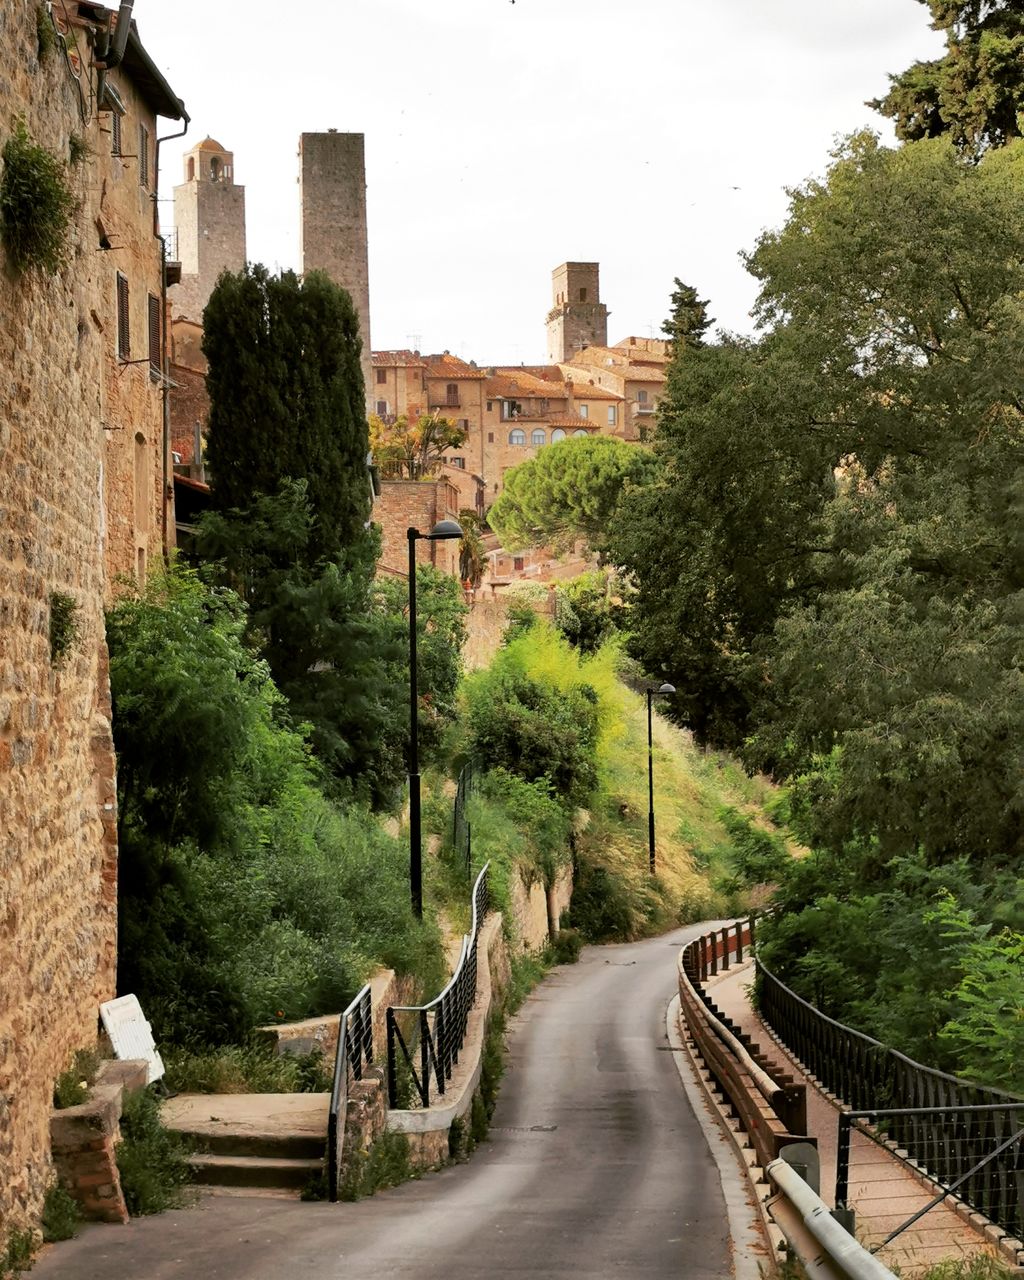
0,121,75,274
49,591,79,664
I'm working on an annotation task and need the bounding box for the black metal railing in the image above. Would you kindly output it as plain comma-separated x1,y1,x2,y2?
453,761,474,878
386,863,490,1109
327,983,374,1202
758,959,1024,1241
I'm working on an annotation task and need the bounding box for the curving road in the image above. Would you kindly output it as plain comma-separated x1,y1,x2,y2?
36,927,740,1280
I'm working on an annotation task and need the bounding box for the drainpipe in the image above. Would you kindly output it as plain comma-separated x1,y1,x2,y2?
94,1,135,114
154,111,191,560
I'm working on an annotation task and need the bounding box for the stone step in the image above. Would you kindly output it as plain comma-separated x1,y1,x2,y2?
163,1093,329,1164
189,1153,323,1191
181,1127,325,1161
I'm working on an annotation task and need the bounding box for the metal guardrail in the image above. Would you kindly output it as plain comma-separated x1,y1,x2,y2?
386,863,490,1108
758,959,1024,1243
327,983,373,1202
678,919,812,1170
452,761,474,879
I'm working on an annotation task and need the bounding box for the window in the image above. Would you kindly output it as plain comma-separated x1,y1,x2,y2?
540,398,549,414
187,156,194,181
210,156,221,181
460,418,469,430
573,428,589,437
531,428,546,446
607,405,616,426
147,293,161,373
111,111,122,157
551,428,566,442
445,382,459,406
579,288,587,302
513,557,524,571
139,124,149,188
486,400,493,412
375,400,388,416
451,457,465,469
637,388,648,404
134,433,149,535
579,404,588,419
116,272,130,360
509,428,526,445
487,432,494,444
376,368,387,384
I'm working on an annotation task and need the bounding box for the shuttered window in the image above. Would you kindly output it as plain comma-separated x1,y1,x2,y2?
111,111,122,156
148,294,161,372
116,273,130,360
138,124,149,188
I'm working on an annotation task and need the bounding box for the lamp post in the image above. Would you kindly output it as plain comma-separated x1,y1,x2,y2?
646,682,676,874
407,519,463,917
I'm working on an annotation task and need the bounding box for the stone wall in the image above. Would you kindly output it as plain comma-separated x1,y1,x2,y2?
0,0,120,1240
375,480,461,579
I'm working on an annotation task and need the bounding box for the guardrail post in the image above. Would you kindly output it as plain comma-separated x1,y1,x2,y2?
734,920,743,963
835,1111,852,1211
386,1008,398,1108
710,931,718,976
721,926,730,970
420,1009,431,1106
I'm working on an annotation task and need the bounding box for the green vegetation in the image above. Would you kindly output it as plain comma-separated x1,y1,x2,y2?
0,121,75,275
1,1229,33,1278
163,1042,330,1095
489,435,655,554
369,411,466,480
340,1130,413,1202
53,1047,100,1109
41,1183,80,1243
36,4,56,60
115,1088,193,1216
48,591,79,665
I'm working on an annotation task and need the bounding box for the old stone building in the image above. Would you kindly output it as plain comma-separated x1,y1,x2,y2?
168,136,246,324
546,262,609,363
0,0,184,1245
562,335,669,442
300,131,373,405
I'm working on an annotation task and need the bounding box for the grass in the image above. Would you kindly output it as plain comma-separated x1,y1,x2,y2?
1,1229,33,1278
340,1130,414,1201
41,1183,80,1243
53,1047,101,1109
163,1042,331,1094
115,1088,194,1215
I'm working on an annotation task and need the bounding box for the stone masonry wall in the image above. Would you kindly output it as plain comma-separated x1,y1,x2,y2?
375,480,461,579
0,0,119,1241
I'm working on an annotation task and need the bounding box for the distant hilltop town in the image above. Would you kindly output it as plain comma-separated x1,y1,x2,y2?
163,132,667,587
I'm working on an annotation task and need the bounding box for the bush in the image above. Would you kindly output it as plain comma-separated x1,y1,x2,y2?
115,1088,193,1215
340,1131,413,1202
549,927,582,964
553,571,622,655
53,1047,100,1109
0,121,75,274
163,1042,330,1094
41,1183,80,1243
564,859,637,941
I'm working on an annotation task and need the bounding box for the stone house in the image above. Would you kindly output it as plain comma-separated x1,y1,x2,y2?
0,0,184,1244
562,336,670,442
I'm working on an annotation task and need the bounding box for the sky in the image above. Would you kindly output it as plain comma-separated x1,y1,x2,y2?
141,0,944,366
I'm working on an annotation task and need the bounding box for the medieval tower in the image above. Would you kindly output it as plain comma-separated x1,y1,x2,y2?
299,131,373,405
169,136,247,322
546,262,609,362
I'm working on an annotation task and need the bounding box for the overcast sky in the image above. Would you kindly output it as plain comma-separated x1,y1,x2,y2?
143,1,943,365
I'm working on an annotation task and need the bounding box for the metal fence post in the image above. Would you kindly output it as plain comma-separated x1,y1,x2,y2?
386,1008,398,1108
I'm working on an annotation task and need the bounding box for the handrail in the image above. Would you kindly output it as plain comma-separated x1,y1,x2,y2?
758,957,1024,1243
767,1157,897,1279
387,863,489,1108
327,982,373,1202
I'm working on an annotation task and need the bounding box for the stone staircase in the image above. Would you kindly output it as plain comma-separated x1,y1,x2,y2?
162,1093,329,1197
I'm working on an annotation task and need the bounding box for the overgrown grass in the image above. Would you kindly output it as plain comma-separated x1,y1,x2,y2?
340,1130,414,1201
899,1257,1010,1279
1,1228,33,1278
115,1088,194,1215
163,1042,330,1094
53,1047,101,1109
41,1183,80,1243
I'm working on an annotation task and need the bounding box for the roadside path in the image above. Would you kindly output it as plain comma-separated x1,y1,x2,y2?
36,927,742,1279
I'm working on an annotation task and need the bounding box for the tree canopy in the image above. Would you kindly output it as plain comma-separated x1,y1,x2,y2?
871,0,1024,155
369,412,466,480
488,435,655,554
661,278,714,349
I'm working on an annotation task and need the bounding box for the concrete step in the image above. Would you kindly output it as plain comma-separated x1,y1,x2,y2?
184,1127,325,1160
189,1153,323,1191
163,1093,329,1164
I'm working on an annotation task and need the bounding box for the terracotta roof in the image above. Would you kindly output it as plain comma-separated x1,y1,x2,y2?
623,367,665,383
372,349,427,367
423,353,486,380
486,368,569,399
196,137,226,152
569,346,667,382
565,380,622,402
545,414,597,429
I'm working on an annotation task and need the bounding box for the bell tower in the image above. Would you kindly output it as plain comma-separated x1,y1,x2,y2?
169,137,247,322
546,262,609,362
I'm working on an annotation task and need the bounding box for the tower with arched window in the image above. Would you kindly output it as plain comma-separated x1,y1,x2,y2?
546,262,609,363
169,137,247,323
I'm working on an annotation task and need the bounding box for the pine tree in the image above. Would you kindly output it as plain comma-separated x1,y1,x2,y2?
661,278,713,349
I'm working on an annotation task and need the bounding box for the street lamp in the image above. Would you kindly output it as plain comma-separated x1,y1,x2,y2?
407,520,463,917
646,682,676,874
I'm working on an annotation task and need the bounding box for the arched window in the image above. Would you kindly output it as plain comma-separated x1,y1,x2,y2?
531,428,546,446
572,428,589,437
509,428,526,445
187,156,195,181
551,428,566,442
210,156,221,181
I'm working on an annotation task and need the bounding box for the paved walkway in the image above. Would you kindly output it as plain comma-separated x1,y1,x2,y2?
708,960,998,1276
35,928,748,1280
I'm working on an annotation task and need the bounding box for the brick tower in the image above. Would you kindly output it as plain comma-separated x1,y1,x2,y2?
169,137,247,322
546,262,609,362
298,131,373,406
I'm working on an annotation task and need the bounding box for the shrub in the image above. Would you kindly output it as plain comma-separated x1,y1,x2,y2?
41,1183,80,1243
553,571,622,655
549,927,582,964
1,121,75,274
564,859,637,941
163,1042,329,1094
36,5,56,59
53,1047,100,1109
1,1229,33,1276
48,592,78,665
340,1130,413,1202
115,1088,193,1215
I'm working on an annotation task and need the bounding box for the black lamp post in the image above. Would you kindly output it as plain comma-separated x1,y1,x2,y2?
646,682,676,874
407,520,463,917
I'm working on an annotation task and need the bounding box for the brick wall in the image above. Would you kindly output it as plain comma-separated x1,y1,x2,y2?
168,362,209,467
376,481,461,579
0,0,120,1242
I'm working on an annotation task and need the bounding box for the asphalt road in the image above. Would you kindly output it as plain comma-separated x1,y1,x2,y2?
36,926,736,1279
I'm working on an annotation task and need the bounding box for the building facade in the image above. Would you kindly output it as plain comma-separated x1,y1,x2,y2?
168,136,246,324
545,261,609,362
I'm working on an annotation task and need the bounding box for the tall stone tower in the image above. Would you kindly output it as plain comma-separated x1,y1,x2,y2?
546,262,609,362
299,131,373,405
169,137,246,322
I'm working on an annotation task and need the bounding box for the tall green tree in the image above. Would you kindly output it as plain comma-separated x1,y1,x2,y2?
661,278,713,349
203,265,370,562
489,435,655,554
871,0,1024,154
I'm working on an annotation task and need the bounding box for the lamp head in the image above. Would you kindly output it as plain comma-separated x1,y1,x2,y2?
657,683,676,695
427,519,464,541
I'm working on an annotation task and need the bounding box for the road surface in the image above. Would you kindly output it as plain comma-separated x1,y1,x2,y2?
36,926,739,1279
